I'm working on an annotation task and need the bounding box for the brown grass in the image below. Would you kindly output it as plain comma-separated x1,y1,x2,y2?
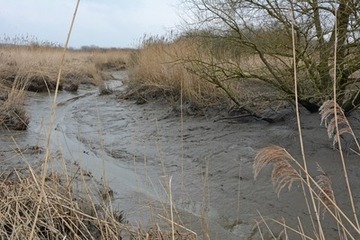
126,38,238,108
0,45,132,130
0,162,196,240
90,49,131,71
0,167,125,239
0,46,132,92
125,37,287,115
0,81,29,130
252,9,360,238
0,42,194,239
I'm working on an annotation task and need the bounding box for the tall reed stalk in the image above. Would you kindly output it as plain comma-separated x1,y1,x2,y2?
30,1,81,239
253,2,360,239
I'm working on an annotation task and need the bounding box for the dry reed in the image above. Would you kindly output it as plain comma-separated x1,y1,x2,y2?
254,145,360,239
253,146,301,196
315,163,335,214
0,167,125,239
319,100,353,148
0,80,29,130
252,3,360,238
126,38,233,108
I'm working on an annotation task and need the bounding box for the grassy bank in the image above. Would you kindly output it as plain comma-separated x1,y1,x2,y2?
0,161,195,239
0,45,131,91
126,38,233,108
0,45,132,130
125,36,284,117
0,43,196,239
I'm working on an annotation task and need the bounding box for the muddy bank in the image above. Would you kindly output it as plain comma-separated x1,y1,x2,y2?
1,71,360,239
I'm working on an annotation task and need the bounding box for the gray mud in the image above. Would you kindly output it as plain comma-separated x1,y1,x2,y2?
1,70,360,239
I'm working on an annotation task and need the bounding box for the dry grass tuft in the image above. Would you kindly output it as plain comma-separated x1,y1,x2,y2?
91,49,131,71
0,161,195,239
0,168,126,240
254,146,301,196
0,82,29,130
126,37,287,115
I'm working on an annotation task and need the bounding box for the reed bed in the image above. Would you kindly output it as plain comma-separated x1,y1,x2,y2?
125,36,287,119
126,38,238,108
0,166,125,239
0,161,195,240
0,80,28,130
0,45,132,130
0,46,131,91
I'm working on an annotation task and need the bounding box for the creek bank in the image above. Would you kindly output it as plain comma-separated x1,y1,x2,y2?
1,70,360,239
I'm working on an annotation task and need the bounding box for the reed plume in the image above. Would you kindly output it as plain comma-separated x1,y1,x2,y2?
315,163,335,213
254,146,301,196
319,100,352,148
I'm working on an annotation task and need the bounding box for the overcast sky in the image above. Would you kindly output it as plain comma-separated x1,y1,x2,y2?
0,0,182,48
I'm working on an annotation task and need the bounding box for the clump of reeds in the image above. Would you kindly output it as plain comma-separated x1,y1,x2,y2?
0,163,198,240
126,37,232,108
0,81,29,130
0,46,99,92
0,44,132,129
253,145,352,239
0,167,126,239
90,49,132,71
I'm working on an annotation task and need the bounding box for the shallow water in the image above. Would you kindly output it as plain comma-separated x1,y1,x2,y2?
1,71,360,239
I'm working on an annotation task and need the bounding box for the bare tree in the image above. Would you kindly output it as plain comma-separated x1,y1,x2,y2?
181,0,360,113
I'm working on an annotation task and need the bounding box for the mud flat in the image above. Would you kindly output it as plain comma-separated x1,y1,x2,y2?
1,71,360,239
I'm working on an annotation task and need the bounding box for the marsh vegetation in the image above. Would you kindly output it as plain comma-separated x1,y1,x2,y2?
1,0,360,239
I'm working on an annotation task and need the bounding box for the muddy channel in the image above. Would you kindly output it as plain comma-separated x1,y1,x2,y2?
1,71,360,239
